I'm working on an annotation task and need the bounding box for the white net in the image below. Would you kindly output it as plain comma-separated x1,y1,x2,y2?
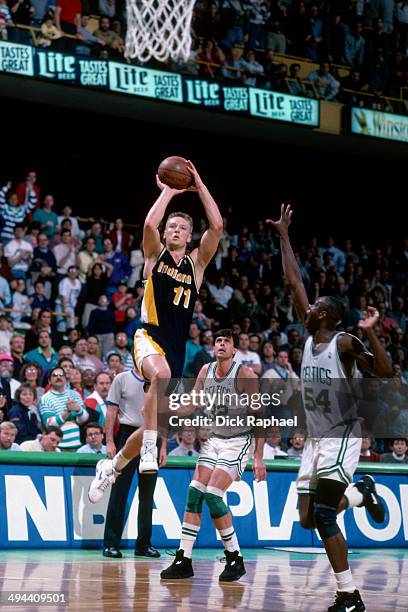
125,0,196,64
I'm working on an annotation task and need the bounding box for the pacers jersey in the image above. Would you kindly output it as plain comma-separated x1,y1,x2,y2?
301,332,360,438
203,361,253,437
140,248,198,376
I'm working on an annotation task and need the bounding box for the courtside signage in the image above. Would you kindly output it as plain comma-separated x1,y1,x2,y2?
0,41,34,76
249,88,319,126
0,42,318,127
0,464,406,549
351,107,408,143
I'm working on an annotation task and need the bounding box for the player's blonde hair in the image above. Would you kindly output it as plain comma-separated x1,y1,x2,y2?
166,212,193,233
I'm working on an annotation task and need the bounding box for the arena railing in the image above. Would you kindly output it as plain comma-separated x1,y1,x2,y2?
0,451,407,473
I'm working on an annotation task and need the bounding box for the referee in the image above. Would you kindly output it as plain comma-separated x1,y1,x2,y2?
102,369,160,559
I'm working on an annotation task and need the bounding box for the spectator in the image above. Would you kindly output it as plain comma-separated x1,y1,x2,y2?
16,170,40,207
88,295,116,356
82,262,111,329
247,0,270,50
261,349,299,406
306,62,340,100
10,278,31,330
0,182,36,243
53,229,79,277
107,218,132,255
77,12,106,55
110,331,134,371
287,62,307,96
0,272,11,310
24,329,58,373
169,428,200,456
234,332,261,375
9,333,26,380
69,367,83,395
86,335,102,360
263,427,288,459
58,265,82,329
32,194,59,238
101,237,131,292
380,438,408,463
265,1,288,53
262,48,287,90
78,237,100,283
77,421,106,454
32,233,58,273
88,221,104,253
359,432,381,462
105,351,125,378
81,368,96,399
4,224,34,279
8,383,41,444
367,50,390,97
93,15,124,55
31,280,51,311
286,429,305,458
0,352,21,411
220,0,246,49
0,316,13,353
191,329,215,376
19,362,44,402
72,338,104,373
0,421,21,450
55,0,81,41
344,21,365,67
24,308,59,352
20,425,63,451
57,205,84,241
197,38,225,79
183,323,202,377
112,281,135,326
39,366,88,450
242,48,265,86
305,4,324,62
260,340,275,375
221,45,247,82
84,371,111,427
0,388,7,423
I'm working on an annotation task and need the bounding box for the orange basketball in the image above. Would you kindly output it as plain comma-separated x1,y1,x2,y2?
157,156,192,190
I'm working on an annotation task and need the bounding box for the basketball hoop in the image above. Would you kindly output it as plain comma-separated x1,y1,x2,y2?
125,0,195,64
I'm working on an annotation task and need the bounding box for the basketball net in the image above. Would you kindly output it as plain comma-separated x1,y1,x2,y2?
125,0,195,63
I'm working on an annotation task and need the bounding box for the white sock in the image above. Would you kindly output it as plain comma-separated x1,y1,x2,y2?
344,484,363,508
219,526,240,554
334,568,356,593
143,430,157,447
180,522,200,558
112,450,129,471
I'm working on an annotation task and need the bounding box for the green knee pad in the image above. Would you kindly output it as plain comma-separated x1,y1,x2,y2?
204,492,228,519
185,485,205,514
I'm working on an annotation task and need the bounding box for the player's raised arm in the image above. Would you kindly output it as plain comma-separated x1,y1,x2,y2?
187,161,223,272
339,307,393,377
266,204,309,321
143,177,183,259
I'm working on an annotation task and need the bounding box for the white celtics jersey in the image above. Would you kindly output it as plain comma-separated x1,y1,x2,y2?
202,361,252,437
301,332,359,438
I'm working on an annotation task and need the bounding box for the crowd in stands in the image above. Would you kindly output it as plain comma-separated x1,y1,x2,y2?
0,167,407,463
1,1,408,109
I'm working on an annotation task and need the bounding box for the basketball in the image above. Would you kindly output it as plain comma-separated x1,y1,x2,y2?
157,156,192,190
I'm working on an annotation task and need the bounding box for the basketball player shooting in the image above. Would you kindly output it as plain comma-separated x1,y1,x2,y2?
88,160,223,503
266,205,393,612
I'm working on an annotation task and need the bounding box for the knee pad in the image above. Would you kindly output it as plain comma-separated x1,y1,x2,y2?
204,486,228,519
185,480,206,514
313,506,340,539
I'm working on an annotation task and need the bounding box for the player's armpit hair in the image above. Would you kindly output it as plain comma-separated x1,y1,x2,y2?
185,481,206,513
204,488,229,519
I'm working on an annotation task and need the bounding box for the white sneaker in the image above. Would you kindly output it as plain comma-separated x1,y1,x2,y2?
139,444,158,473
88,459,120,504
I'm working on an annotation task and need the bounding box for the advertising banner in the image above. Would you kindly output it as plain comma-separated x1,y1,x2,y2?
0,41,318,128
0,463,406,549
351,107,408,144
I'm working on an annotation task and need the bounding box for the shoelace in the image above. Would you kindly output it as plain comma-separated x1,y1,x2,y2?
98,474,113,491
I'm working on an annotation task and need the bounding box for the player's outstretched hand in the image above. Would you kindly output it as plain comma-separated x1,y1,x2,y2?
358,306,380,330
253,457,266,482
266,203,293,237
185,160,205,192
156,174,188,196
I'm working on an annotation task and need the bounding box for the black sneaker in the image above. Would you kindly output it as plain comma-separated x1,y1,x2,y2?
219,550,246,582
327,589,366,611
355,475,386,523
160,550,194,579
